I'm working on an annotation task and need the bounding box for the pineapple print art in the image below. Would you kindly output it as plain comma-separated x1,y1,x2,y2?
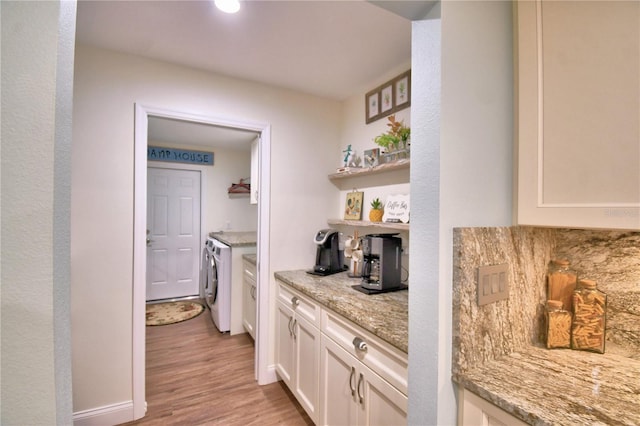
369,198,384,222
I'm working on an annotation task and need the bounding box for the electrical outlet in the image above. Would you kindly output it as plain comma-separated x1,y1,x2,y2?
477,263,509,306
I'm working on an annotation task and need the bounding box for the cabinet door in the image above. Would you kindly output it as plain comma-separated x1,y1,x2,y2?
320,335,358,426
358,362,407,426
515,0,640,230
242,262,256,339
242,277,255,339
275,301,294,387
294,314,320,424
458,387,527,426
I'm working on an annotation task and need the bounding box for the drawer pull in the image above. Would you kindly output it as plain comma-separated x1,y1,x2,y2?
357,372,364,404
291,296,300,307
353,337,368,352
349,366,356,397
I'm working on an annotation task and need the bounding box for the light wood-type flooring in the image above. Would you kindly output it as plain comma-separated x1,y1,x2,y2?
121,303,313,426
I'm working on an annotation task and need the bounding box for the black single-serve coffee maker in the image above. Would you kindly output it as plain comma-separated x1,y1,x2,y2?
307,229,345,276
361,234,403,291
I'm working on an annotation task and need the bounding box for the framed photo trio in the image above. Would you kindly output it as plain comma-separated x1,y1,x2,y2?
365,70,411,124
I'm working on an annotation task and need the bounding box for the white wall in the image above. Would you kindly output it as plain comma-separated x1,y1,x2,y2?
0,1,75,423
71,45,342,414
409,2,514,425
148,141,258,234
339,64,411,219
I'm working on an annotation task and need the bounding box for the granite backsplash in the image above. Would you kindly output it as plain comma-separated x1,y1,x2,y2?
452,226,640,378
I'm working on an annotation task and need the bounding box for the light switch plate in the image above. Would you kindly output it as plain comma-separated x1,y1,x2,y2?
477,263,509,306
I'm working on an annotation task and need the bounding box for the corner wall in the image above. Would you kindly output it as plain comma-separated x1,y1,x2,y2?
409,1,515,424
1,1,75,423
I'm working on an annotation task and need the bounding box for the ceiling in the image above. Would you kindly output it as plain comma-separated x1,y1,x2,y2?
75,0,433,149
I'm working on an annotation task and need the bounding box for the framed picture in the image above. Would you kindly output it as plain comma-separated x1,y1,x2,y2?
344,191,364,220
366,92,379,121
363,148,380,167
364,69,411,124
380,84,393,113
394,71,411,107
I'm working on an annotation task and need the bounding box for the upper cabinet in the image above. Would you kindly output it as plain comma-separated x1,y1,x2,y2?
514,0,640,230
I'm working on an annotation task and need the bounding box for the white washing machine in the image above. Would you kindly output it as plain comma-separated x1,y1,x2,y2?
201,237,231,332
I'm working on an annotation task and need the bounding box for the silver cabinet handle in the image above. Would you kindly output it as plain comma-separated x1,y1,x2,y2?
349,366,356,398
287,316,293,337
291,296,300,307
357,373,364,404
251,285,256,300
292,319,297,340
353,337,368,352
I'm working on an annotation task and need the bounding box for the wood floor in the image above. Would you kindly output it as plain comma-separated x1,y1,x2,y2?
121,303,313,426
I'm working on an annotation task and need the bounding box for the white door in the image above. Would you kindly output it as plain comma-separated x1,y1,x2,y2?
146,167,201,301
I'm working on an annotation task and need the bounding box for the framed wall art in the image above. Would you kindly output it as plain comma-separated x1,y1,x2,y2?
365,69,411,124
344,191,364,220
366,92,379,122
363,148,380,167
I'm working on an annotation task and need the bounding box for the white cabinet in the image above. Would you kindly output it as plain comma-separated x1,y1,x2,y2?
242,259,256,339
275,282,320,424
515,0,640,230
275,280,408,426
458,387,527,426
320,335,407,426
319,310,408,426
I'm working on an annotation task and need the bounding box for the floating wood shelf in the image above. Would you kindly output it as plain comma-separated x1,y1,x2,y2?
327,219,409,231
328,159,410,181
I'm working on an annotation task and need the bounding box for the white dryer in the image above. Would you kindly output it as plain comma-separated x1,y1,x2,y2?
202,237,231,332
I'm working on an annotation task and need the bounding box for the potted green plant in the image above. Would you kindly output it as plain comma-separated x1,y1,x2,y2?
373,115,410,162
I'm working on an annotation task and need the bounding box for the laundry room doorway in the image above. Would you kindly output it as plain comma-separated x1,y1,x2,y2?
146,167,201,301
132,104,272,420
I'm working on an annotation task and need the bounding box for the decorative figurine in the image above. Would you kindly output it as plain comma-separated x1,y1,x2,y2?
342,144,353,167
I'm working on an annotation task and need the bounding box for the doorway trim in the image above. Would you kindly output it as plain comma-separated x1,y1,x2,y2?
133,104,272,419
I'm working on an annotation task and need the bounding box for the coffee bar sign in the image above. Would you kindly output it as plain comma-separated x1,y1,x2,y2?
382,194,410,224
147,146,214,165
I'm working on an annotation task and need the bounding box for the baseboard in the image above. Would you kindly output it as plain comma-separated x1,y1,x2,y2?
73,400,137,426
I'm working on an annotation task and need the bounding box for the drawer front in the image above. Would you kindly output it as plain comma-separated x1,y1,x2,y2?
277,280,320,327
243,260,256,280
321,310,408,395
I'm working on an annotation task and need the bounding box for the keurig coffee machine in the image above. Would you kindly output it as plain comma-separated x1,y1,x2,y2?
361,234,403,291
307,229,346,276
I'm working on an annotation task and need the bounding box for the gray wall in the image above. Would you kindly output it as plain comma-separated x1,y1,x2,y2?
1,1,75,423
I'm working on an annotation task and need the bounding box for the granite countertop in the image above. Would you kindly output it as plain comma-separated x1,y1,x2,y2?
209,231,257,247
274,270,408,353
243,253,257,265
455,347,640,426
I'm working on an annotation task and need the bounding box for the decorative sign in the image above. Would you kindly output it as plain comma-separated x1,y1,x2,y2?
382,194,410,224
147,146,214,165
344,191,364,220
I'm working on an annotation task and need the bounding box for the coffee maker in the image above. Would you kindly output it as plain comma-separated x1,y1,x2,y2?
307,229,345,276
361,234,402,291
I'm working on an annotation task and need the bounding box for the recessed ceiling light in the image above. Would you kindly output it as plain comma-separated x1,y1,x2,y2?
215,0,240,14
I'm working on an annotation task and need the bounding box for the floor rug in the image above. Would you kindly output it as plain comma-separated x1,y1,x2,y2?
146,301,205,326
